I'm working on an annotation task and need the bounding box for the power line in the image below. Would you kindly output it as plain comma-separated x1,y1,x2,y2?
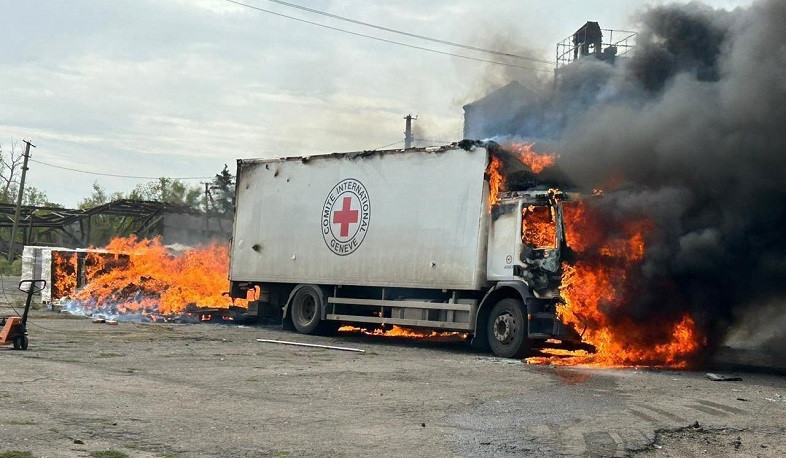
263,0,554,65
414,138,454,145
370,140,404,150
29,158,212,180
223,0,554,73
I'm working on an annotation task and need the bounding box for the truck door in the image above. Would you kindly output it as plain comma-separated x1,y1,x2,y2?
486,200,523,281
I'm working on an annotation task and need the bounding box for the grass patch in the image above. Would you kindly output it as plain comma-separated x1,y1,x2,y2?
97,352,123,358
89,451,129,458
0,451,34,458
157,453,180,458
7,420,36,425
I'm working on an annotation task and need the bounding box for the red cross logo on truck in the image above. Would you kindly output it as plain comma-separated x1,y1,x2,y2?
322,178,371,256
332,196,359,237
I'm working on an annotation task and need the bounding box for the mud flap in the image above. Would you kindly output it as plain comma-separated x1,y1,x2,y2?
525,298,581,342
241,300,283,324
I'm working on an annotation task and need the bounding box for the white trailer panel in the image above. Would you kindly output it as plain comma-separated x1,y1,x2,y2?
231,146,491,290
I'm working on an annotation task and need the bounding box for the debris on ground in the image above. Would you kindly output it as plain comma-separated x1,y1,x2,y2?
256,338,365,353
706,373,742,382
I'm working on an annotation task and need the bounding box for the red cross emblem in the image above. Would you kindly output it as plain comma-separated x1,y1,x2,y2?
322,178,371,256
332,196,359,237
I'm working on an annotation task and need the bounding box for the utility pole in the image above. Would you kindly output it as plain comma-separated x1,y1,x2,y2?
404,114,417,149
202,182,210,232
7,140,35,260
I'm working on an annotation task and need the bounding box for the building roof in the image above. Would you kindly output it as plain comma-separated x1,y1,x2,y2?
463,81,542,111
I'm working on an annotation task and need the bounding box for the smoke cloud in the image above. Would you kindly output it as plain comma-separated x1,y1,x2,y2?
483,0,786,357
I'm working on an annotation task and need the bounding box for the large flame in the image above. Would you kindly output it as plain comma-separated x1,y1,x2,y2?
527,199,703,367
64,236,244,321
51,251,78,299
505,142,557,173
522,205,556,248
486,155,505,208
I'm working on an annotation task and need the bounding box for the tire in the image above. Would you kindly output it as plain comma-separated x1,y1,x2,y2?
290,287,322,334
20,335,28,350
12,335,24,350
486,298,531,358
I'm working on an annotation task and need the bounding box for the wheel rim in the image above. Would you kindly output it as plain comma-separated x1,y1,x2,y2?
493,311,517,346
296,295,316,325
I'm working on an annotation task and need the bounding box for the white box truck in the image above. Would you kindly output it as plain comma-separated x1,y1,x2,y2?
229,141,581,357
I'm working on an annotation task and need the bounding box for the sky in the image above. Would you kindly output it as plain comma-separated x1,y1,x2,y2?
0,0,752,208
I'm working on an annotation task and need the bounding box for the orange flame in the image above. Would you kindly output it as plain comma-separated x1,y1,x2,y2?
505,142,558,173
52,252,78,299
486,155,505,208
68,236,244,319
522,205,556,248
526,199,703,367
338,325,465,340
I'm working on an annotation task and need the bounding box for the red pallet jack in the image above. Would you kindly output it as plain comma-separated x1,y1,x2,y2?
0,279,46,350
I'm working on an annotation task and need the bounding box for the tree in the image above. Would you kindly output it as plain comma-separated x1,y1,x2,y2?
77,182,125,245
129,177,201,208
78,182,122,209
23,186,55,207
0,141,22,204
0,140,58,207
210,164,235,215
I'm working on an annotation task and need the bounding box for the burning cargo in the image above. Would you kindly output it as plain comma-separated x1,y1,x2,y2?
21,246,129,304
22,238,244,322
229,142,584,357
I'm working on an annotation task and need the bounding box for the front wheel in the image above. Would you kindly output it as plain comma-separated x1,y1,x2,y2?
487,299,530,358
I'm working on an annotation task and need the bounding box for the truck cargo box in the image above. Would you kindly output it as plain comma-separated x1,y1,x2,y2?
230,146,492,290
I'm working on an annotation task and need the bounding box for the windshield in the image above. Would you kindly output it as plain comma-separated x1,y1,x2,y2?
522,205,556,249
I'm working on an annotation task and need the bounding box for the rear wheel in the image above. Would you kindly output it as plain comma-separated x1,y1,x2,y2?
487,299,530,358
290,287,322,334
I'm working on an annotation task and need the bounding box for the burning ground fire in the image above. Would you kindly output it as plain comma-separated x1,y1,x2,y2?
59,236,244,322
486,143,704,368
338,325,466,341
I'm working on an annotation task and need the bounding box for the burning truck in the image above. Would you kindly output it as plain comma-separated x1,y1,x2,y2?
229,141,592,358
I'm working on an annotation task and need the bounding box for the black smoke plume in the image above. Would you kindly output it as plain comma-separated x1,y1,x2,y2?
487,0,786,359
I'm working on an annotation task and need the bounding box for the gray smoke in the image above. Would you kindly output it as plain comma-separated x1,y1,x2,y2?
487,0,786,357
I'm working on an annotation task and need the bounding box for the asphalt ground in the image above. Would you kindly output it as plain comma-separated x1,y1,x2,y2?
0,275,784,457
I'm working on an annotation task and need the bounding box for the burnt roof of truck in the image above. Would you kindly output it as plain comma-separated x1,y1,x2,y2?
237,142,469,165
237,139,577,191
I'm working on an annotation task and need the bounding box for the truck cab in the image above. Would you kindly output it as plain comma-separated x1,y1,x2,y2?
479,189,581,357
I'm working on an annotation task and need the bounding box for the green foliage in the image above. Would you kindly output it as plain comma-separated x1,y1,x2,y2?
0,452,35,458
130,177,201,208
0,259,22,275
22,187,55,207
76,182,127,246
210,164,235,215
7,420,36,425
88,452,129,458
